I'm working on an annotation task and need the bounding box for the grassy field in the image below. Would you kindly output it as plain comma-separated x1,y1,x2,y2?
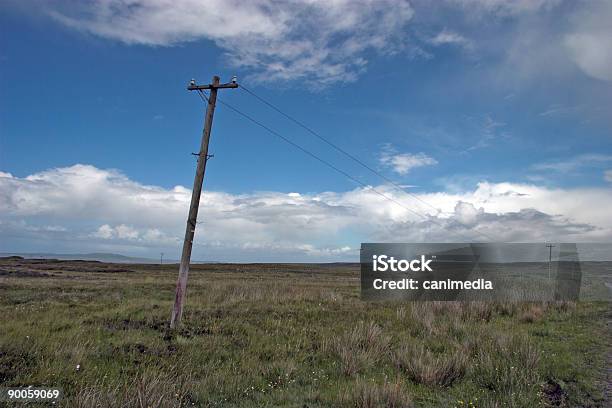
0,257,609,407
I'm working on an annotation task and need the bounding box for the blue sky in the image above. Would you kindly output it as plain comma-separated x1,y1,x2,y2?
1,0,611,261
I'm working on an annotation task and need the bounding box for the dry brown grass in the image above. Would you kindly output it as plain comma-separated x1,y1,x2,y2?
460,301,493,322
70,368,194,408
519,304,545,323
409,303,435,336
393,343,468,387
331,321,390,376
340,378,413,408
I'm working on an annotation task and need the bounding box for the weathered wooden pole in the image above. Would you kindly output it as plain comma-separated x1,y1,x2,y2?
170,75,237,328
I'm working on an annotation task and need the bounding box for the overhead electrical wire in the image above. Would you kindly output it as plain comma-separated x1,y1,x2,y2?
238,86,497,242
196,89,490,242
197,90,427,222
239,86,461,218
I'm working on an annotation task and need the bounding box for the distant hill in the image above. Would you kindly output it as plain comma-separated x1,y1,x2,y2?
0,252,170,264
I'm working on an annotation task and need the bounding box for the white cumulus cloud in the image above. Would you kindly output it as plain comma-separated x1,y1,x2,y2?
46,0,414,85
379,147,438,175
428,29,472,49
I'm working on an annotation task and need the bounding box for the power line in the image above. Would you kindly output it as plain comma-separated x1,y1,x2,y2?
199,91,423,219
240,86,445,214
196,89,480,242
239,85,496,242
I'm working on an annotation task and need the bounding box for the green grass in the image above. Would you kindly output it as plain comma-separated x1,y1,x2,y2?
0,259,609,407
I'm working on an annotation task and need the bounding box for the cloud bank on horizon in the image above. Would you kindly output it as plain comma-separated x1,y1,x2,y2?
2,164,611,261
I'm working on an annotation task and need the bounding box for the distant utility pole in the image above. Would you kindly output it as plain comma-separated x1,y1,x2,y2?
546,244,555,281
170,75,238,328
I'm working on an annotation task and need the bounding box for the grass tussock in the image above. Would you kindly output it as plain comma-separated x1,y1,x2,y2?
69,368,194,408
519,304,545,323
471,334,541,404
339,379,413,408
332,321,390,376
393,343,468,387
461,301,493,322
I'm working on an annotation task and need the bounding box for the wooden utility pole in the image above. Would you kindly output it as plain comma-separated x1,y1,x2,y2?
546,244,555,281
170,75,238,328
